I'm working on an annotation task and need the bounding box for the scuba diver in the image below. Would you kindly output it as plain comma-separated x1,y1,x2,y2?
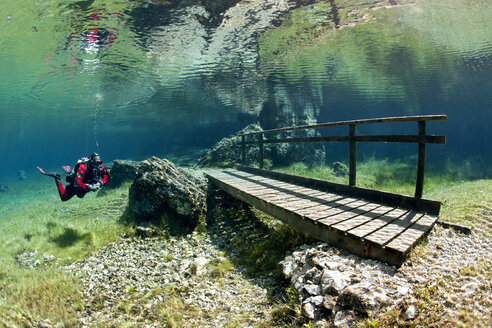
37,153,109,202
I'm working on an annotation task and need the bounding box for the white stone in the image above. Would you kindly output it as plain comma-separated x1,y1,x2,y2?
333,309,356,327
191,256,208,275
405,305,416,319
304,284,321,296
304,295,324,306
397,286,410,296
282,260,296,277
302,302,316,319
321,270,350,295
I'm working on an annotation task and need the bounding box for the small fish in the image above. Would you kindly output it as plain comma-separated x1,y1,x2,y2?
0,184,8,192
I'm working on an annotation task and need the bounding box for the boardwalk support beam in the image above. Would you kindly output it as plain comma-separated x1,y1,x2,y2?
241,135,246,165
415,121,426,198
258,133,264,169
349,124,357,187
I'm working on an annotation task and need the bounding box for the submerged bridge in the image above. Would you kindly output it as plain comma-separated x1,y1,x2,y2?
206,115,447,266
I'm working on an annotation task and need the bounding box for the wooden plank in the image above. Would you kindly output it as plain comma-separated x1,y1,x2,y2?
315,200,375,226
258,189,306,199
263,194,304,204
272,191,327,205
295,202,344,217
220,177,294,191
268,194,314,206
251,187,326,202
236,182,271,189
347,208,409,238
215,173,326,203
226,174,295,190
282,200,325,211
295,195,345,215
331,206,395,232
249,189,294,198
364,211,424,246
252,186,318,198
240,186,274,194
305,198,364,221
237,180,288,189
317,203,382,227
278,191,343,211
385,214,438,253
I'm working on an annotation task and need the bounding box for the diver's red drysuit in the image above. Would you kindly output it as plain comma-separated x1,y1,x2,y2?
56,163,109,202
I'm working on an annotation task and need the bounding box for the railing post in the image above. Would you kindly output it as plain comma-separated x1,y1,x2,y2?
415,121,426,198
258,133,264,169
241,135,246,165
349,124,357,186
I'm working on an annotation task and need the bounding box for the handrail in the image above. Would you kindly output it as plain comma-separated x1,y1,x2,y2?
240,115,447,136
238,115,447,198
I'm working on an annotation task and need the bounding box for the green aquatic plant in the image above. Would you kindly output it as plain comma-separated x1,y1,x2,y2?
271,285,308,327
209,258,235,278
427,179,492,235
0,179,133,326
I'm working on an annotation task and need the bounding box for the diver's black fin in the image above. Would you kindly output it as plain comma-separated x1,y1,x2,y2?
37,166,61,181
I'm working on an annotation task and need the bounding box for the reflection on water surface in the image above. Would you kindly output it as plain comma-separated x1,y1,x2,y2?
0,0,491,177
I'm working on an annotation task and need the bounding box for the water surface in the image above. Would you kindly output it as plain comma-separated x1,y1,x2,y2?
0,0,491,180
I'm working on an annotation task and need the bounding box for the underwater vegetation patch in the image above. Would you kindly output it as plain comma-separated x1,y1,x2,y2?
0,181,131,326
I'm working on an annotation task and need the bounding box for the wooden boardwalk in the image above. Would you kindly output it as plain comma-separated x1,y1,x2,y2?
206,166,441,266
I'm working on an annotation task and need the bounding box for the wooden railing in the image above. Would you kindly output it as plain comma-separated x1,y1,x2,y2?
238,115,447,198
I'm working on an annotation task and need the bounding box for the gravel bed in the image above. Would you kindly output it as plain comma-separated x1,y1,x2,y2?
65,233,276,327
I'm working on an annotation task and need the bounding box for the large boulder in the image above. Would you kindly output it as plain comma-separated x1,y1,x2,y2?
128,157,207,231
106,159,140,188
269,128,326,167
258,97,326,167
196,122,326,169
195,123,266,168
337,283,389,316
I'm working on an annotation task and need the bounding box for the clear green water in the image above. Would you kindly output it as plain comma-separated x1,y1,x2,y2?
0,2,491,325
0,0,491,180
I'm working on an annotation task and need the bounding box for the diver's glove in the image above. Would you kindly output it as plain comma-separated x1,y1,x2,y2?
94,181,102,189
86,184,98,191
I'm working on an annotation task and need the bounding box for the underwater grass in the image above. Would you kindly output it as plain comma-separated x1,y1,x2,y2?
0,178,132,326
